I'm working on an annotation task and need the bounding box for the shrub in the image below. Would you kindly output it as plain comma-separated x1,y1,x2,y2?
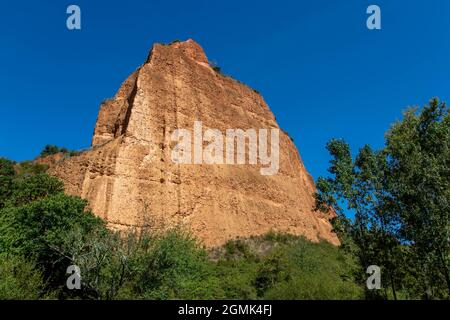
0,255,48,299
133,229,222,299
262,238,362,299
0,192,104,293
0,158,15,209
53,224,132,299
253,251,291,297
15,161,49,176
40,145,76,158
8,174,64,207
209,61,222,74
223,239,256,260
40,145,61,157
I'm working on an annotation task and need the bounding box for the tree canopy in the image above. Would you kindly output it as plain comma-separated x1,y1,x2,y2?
316,98,450,299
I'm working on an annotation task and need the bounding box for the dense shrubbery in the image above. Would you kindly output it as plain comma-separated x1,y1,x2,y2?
0,255,48,300
216,234,361,300
0,159,361,299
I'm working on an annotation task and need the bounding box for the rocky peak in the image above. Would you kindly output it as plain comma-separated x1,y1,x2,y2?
146,39,209,65
49,39,339,247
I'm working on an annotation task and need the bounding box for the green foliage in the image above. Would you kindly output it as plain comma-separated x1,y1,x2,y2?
223,239,257,260
132,230,222,299
15,161,49,175
1,159,55,208
250,235,362,299
8,174,64,207
0,158,15,209
0,183,104,296
40,144,77,158
0,193,101,258
0,255,48,299
253,251,291,296
52,224,134,300
40,145,65,157
48,227,223,300
0,154,364,301
215,234,362,300
316,98,450,299
385,99,450,298
0,158,15,178
0,183,361,300
262,230,297,244
67,150,80,157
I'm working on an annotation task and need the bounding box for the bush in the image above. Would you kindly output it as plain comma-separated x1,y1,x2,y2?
209,61,222,74
0,158,15,209
215,235,362,300
15,161,48,176
40,145,75,158
223,239,256,260
253,251,291,297
8,174,64,207
0,192,104,294
262,238,363,299
40,145,62,157
0,255,48,299
133,230,222,299
53,224,132,299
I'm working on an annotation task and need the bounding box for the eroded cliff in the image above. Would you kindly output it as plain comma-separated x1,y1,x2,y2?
49,39,339,247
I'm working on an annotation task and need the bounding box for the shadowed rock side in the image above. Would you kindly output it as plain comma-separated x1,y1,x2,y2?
49,39,339,247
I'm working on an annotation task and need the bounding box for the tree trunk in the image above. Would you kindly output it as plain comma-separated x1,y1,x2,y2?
390,273,397,300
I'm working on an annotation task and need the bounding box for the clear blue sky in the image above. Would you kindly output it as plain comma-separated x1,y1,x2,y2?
1,0,449,182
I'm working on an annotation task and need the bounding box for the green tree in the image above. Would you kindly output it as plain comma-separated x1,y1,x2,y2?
8,174,64,207
316,98,450,299
0,192,104,292
49,224,133,300
40,145,61,157
384,98,449,298
0,158,15,209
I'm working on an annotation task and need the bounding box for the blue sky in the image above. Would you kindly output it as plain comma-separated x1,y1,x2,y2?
1,0,449,182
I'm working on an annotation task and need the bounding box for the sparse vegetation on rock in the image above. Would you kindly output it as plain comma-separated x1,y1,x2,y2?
39,145,79,159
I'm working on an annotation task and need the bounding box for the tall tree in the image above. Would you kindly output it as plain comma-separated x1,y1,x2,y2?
316,98,449,299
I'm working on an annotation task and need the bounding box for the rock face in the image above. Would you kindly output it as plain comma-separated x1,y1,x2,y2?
49,39,339,247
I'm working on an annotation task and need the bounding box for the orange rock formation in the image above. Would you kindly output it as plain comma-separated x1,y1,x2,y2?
48,39,339,247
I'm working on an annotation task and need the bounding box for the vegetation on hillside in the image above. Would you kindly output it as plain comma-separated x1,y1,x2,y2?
0,158,360,299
